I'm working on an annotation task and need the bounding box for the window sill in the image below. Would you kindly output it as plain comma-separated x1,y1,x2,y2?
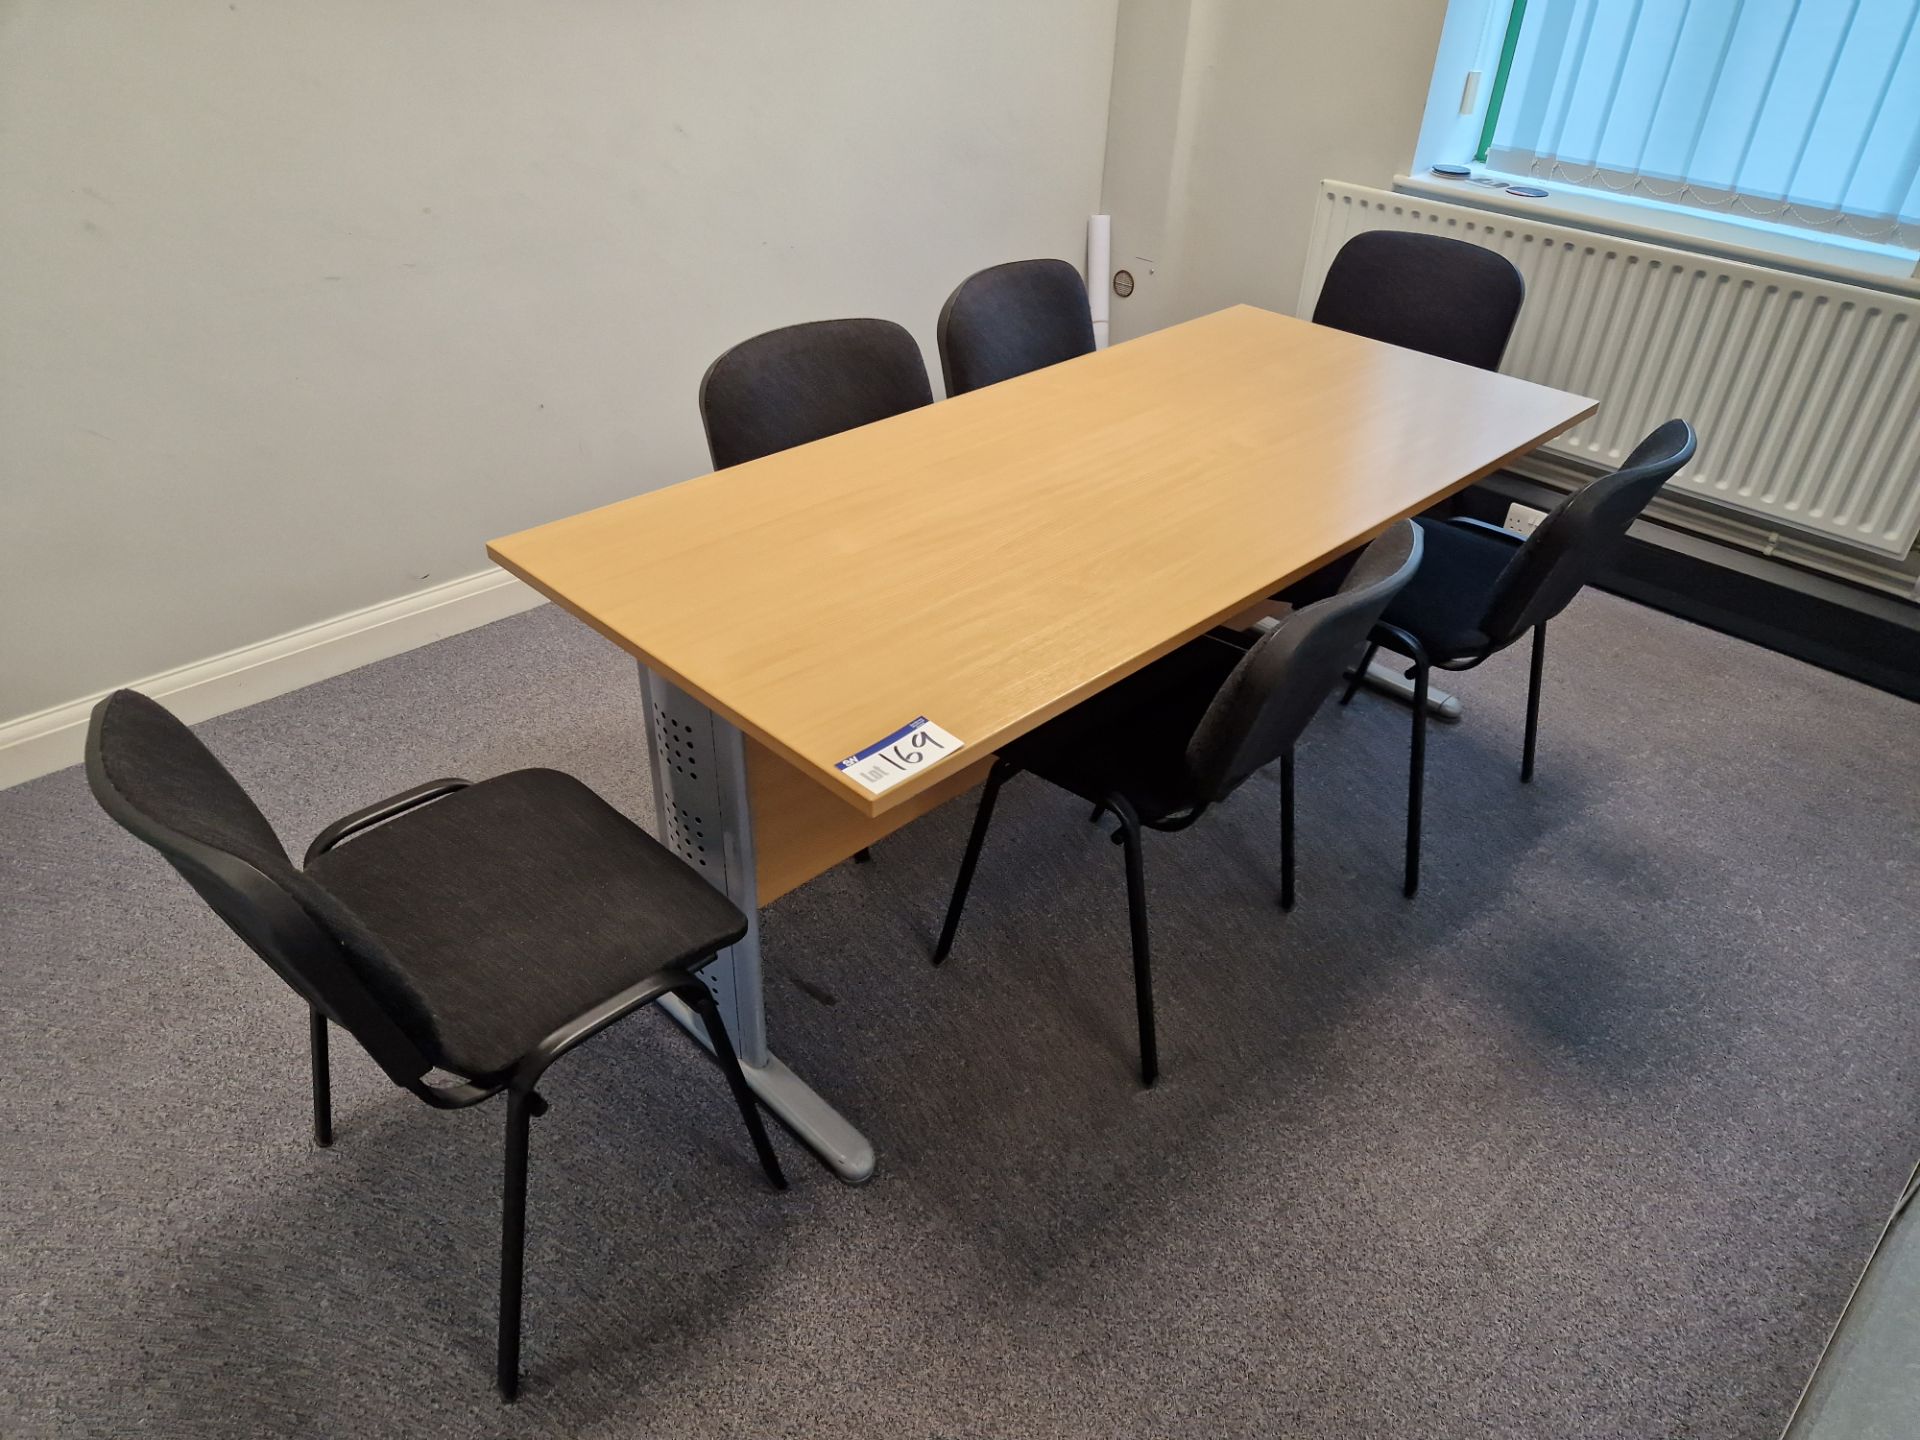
1395,172,1920,299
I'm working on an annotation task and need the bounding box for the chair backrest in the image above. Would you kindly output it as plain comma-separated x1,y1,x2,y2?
1311,231,1525,371
1185,520,1424,802
85,690,433,1088
937,258,1095,397
698,318,934,469
1480,419,1698,647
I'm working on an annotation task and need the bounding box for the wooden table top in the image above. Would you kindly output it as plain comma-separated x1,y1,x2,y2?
489,305,1596,816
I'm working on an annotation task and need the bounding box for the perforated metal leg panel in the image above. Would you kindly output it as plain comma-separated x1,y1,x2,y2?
638,664,876,1183
641,666,765,1063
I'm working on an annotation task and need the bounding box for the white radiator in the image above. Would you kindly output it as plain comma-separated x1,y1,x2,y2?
1297,182,1920,559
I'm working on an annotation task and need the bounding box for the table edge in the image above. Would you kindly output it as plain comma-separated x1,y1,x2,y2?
486,396,1597,819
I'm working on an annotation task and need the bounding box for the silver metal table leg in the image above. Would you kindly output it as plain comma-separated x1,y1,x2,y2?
1252,615,1462,721
1358,656,1462,721
640,666,877,1184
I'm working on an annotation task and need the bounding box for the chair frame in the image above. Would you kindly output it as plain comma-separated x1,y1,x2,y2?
1338,517,1534,899
86,718,786,1401
1343,413,1698,901
930,522,1418,1087
931,752,1292,1088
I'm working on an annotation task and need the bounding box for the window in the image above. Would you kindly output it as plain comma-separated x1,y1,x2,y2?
1466,0,1920,253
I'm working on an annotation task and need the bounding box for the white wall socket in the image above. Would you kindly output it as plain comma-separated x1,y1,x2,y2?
1504,502,1548,538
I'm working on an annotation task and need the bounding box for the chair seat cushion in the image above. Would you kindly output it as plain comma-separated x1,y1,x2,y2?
1377,517,1514,660
306,769,747,1078
1008,636,1244,822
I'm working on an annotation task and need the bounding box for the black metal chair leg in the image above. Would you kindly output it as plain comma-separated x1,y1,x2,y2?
1112,798,1158,1088
1088,801,1106,824
497,1087,534,1401
853,847,873,863
309,1009,332,1147
933,761,1011,965
1279,748,1296,911
1405,659,1428,899
1340,640,1380,706
687,989,787,1191
1521,623,1546,783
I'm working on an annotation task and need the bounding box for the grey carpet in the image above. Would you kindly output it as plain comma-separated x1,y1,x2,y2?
4,590,1916,1439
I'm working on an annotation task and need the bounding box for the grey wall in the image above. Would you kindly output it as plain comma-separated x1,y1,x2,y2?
1099,0,1449,340
0,0,1119,721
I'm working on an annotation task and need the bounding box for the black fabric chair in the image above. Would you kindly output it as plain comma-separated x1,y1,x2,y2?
1312,230,1525,371
933,522,1423,1086
698,317,934,470
936,258,1095,397
85,690,786,1400
1342,420,1699,897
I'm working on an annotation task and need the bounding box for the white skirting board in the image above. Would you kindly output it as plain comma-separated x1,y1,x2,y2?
0,568,545,791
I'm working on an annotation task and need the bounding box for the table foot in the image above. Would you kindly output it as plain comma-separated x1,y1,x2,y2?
1357,657,1462,721
659,992,877,1185
1252,615,1461,722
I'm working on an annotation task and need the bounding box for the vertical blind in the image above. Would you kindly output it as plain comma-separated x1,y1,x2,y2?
1486,0,1920,249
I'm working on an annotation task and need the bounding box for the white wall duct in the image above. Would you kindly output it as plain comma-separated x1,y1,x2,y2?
1088,213,1112,348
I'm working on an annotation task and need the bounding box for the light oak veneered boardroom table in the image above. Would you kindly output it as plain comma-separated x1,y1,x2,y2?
489,303,1596,1182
